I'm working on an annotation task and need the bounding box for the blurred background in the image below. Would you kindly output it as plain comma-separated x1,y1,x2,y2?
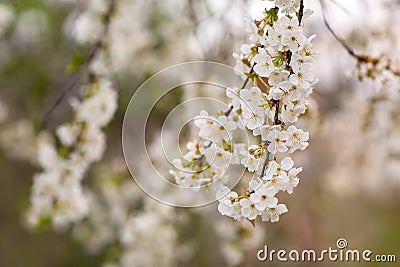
0,0,400,266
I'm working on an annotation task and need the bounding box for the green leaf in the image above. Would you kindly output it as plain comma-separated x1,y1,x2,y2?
249,219,256,228
265,7,279,26
245,72,258,80
66,52,86,74
38,216,51,229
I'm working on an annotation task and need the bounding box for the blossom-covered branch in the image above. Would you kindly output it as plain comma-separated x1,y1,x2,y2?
319,0,400,80
26,0,118,230
40,0,117,130
170,0,317,224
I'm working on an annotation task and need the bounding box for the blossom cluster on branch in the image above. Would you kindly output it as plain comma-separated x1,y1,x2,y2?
169,0,317,224
26,0,118,230
2,0,400,266
319,0,400,197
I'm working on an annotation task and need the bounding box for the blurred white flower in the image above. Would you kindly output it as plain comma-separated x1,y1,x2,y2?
261,203,288,222
254,48,274,77
15,9,49,44
76,79,118,127
0,4,15,37
73,12,102,44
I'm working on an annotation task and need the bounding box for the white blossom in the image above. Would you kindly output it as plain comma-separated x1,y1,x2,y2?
239,198,260,220
242,106,265,130
286,125,309,153
249,185,278,211
176,0,317,225
254,48,274,77
266,125,289,153
76,79,118,127
244,17,259,42
73,12,102,44
56,123,81,147
286,166,302,194
240,144,264,172
261,203,288,222
240,87,264,109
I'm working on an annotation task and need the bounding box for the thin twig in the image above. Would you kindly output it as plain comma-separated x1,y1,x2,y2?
286,0,303,67
38,74,82,132
224,105,234,117
241,63,255,89
260,150,270,179
299,0,304,24
320,0,400,77
274,100,280,125
319,0,362,60
196,104,234,161
259,99,280,179
39,0,117,131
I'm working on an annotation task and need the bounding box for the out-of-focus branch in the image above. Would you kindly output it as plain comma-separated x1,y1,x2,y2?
187,0,199,29
319,0,400,76
319,0,361,61
39,0,117,131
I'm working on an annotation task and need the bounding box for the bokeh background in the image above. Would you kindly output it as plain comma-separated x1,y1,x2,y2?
0,0,399,266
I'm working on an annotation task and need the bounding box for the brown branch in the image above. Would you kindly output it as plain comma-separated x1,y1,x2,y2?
299,0,304,24
260,149,271,179
39,0,117,132
319,0,400,77
259,99,280,179
319,0,363,61
241,63,255,89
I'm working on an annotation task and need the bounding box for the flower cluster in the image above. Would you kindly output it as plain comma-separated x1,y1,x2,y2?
117,205,178,267
217,156,302,222
0,119,52,163
218,0,316,223
27,79,117,229
348,54,400,84
215,219,265,266
171,0,317,224
26,1,118,230
72,138,188,267
169,109,244,190
320,0,400,197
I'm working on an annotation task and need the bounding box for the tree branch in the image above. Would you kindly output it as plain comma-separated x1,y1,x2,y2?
39,0,117,131
258,1,304,180
319,0,400,77
241,63,255,89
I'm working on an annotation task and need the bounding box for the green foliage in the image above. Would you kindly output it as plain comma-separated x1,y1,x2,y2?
67,52,86,74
